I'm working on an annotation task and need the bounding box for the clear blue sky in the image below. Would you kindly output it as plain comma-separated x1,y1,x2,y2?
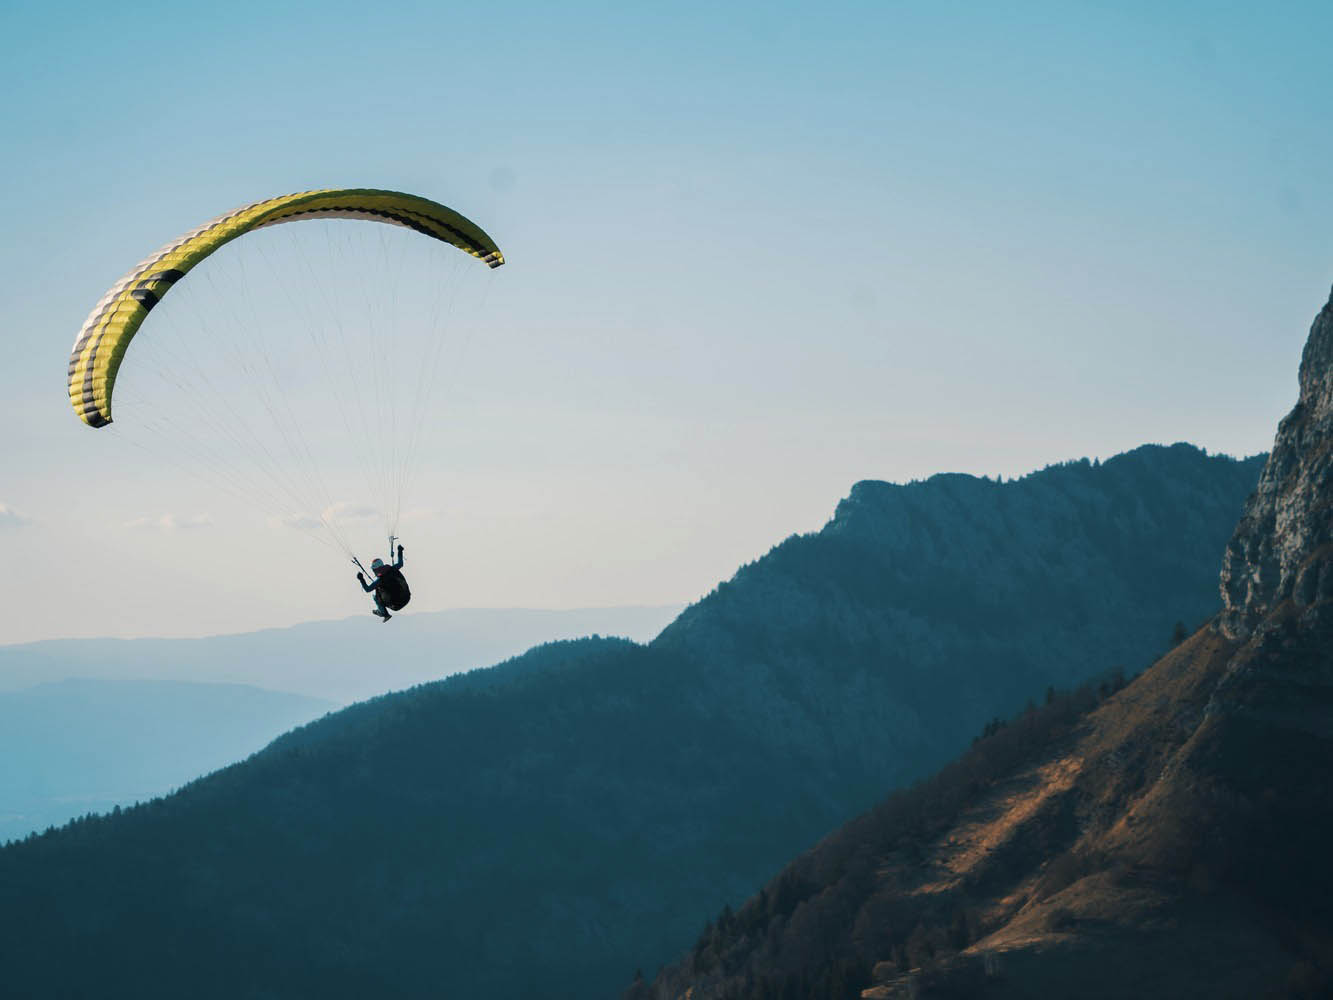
2,0,1331,642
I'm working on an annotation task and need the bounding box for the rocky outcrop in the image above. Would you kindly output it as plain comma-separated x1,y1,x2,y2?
1221,288,1333,639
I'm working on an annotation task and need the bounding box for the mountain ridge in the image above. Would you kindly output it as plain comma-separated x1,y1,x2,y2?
0,443,1264,999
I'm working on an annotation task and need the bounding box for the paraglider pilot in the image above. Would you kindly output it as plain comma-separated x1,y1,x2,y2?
358,544,410,622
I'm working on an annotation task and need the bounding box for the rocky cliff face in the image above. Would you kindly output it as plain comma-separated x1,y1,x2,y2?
1221,288,1333,640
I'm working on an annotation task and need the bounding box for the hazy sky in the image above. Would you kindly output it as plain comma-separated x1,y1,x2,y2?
3,0,1331,643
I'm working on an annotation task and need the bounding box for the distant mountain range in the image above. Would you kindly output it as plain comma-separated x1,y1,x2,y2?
632,289,1333,999
0,606,681,843
0,679,334,843
0,444,1262,999
0,605,683,703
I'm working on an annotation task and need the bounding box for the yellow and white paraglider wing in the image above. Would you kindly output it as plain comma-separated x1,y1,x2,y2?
67,188,504,428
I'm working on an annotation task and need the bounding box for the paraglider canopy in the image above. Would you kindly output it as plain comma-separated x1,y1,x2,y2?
68,188,504,429
66,187,504,564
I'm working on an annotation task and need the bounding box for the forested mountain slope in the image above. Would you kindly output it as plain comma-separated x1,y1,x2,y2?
0,444,1261,999
653,444,1262,775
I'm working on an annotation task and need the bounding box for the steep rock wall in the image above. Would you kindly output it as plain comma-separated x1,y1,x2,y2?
1221,288,1333,640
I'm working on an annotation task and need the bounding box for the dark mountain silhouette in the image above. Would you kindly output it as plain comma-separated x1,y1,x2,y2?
631,289,1333,1000
0,444,1260,999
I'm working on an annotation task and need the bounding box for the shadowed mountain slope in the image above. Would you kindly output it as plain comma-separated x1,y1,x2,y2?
631,290,1333,1000
0,445,1260,999
653,444,1262,777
